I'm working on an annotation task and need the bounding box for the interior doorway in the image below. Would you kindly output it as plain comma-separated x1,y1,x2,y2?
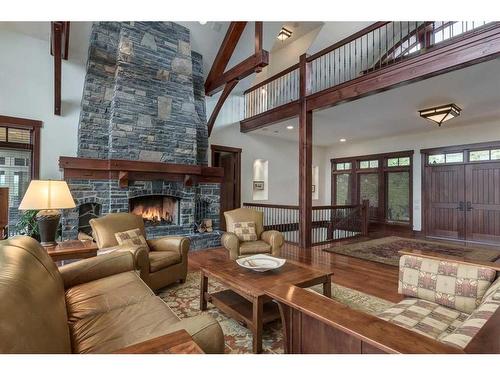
422,142,500,245
211,145,242,230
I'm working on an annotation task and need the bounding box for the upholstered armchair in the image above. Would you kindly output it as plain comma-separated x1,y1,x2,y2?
90,213,189,290
222,207,284,260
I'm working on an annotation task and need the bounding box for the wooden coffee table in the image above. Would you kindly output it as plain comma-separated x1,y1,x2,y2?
200,259,333,353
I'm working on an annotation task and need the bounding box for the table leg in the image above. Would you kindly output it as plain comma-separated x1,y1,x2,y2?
323,277,332,298
200,273,208,311
252,296,264,354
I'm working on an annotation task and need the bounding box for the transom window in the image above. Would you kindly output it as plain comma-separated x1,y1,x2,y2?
359,160,379,169
335,162,352,171
428,152,464,165
387,156,411,167
470,149,500,162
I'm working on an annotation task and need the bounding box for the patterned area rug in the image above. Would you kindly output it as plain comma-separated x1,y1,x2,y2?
323,236,500,266
157,271,393,354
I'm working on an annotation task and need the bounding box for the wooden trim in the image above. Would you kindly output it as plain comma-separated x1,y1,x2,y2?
207,79,238,136
254,22,263,55
421,140,500,154
306,22,390,62
204,22,247,96
51,22,63,116
306,24,500,112
206,52,269,97
50,21,70,60
210,144,242,154
211,144,242,209
244,63,300,95
240,100,300,132
0,115,42,128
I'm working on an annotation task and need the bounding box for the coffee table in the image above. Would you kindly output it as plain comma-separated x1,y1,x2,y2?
200,259,332,353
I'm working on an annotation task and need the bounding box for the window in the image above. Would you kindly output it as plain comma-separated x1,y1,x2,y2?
469,149,500,162
387,156,411,167
332,150,413,225
359,160,379,169
336,162,352,171
0,116,41,232
428,152,464,164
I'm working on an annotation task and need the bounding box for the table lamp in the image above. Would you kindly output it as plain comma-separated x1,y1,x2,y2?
18,180,76,246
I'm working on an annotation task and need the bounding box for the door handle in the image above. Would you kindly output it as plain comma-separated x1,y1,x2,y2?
466,201,473,211
456,201,465,211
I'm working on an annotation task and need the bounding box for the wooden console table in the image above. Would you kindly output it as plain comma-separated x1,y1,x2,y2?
200,259,332,353
44,240,98,262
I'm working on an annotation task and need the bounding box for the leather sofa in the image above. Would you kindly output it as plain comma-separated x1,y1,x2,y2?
222,208,284,260
0,236,224,354
90,213,188,291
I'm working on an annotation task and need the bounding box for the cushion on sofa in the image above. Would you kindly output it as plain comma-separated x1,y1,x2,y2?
439,276,500,348
70,297,180,353
148,251,181,273
398,255,496,314
378,298,469,340
65,271,154,323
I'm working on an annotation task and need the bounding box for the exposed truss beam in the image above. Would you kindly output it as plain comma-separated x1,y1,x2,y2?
50,21,70,115
207,79,239,136
204,22,247,96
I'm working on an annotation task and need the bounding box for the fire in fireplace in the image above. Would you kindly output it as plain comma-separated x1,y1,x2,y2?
129,195,179,225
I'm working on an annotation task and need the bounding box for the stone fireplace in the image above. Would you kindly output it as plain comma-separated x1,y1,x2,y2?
60,21,222,250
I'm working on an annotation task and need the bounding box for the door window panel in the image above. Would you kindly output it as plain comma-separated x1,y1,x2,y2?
335,173,351,205
387,172,410,222
359,174,379,207
469,150,490,161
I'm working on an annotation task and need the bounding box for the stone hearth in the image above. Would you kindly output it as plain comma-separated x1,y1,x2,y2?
61,22,221,250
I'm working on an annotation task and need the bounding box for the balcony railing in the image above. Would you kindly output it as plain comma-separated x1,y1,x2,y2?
244,21,492,119
243,201,369,246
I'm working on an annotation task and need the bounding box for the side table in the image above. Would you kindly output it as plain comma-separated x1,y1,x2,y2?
44,240,98,262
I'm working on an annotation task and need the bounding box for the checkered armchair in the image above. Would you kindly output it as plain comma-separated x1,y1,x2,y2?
378,252,500,349
222,208,284,260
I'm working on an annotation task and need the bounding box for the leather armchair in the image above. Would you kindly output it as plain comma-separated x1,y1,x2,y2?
222,208,284,260
90,213,189,290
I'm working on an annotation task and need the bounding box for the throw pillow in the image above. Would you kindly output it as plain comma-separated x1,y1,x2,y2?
115,228,148,247
233,221,258,242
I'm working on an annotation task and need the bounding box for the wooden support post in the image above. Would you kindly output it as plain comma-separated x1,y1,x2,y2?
298,53,312,249
254,22,263,73
207,79,239,136
361,199,370,236
52,22,62,116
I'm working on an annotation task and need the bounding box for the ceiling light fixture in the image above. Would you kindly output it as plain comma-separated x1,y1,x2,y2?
340,138,347,142
198,21,207,25
277,27,292,41
286,125,294,130
419,103,461,126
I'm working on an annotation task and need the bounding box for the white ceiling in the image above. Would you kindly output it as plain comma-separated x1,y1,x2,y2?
255,58,500,146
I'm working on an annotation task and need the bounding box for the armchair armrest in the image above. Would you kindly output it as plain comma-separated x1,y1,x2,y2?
221,232,240,260
261,230,284,256
147,236,190,259
59,251,135,289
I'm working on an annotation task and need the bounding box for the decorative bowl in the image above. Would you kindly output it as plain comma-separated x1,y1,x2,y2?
236,254,286,272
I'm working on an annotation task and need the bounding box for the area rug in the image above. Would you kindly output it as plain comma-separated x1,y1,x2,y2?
323,236,500,266
157,271,393,354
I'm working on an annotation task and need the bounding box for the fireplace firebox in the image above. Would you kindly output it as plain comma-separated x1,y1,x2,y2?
129,195,180,225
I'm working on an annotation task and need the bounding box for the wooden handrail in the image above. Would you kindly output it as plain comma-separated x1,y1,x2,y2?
242,202,360,210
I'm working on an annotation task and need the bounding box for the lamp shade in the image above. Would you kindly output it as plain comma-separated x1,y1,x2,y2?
19,180,76,210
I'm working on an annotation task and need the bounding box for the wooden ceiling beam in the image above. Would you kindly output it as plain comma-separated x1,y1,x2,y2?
207,79,239,136
204,22,247,96
50,21,70,116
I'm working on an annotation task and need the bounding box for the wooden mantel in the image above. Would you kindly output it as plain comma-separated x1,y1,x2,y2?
59,157,224,188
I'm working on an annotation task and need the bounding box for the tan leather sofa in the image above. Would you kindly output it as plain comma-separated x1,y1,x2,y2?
222,208,284,260
0,236,224,354
90,213,188,290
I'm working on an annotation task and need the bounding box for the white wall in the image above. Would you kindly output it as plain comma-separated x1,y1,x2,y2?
0,28,89,179
322,120,500,231
210,123,328,206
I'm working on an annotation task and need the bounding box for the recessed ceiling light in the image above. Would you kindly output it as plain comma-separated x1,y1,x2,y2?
199,21,207,25
286,125,294,130
340,138,347,142
274,130,279,134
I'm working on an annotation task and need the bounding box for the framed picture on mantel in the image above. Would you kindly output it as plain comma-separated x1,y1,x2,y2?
253,181,264,190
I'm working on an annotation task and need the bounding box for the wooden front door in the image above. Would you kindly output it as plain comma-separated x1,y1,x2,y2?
425,164,465,240
211,145,242,230
465,162,500,244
